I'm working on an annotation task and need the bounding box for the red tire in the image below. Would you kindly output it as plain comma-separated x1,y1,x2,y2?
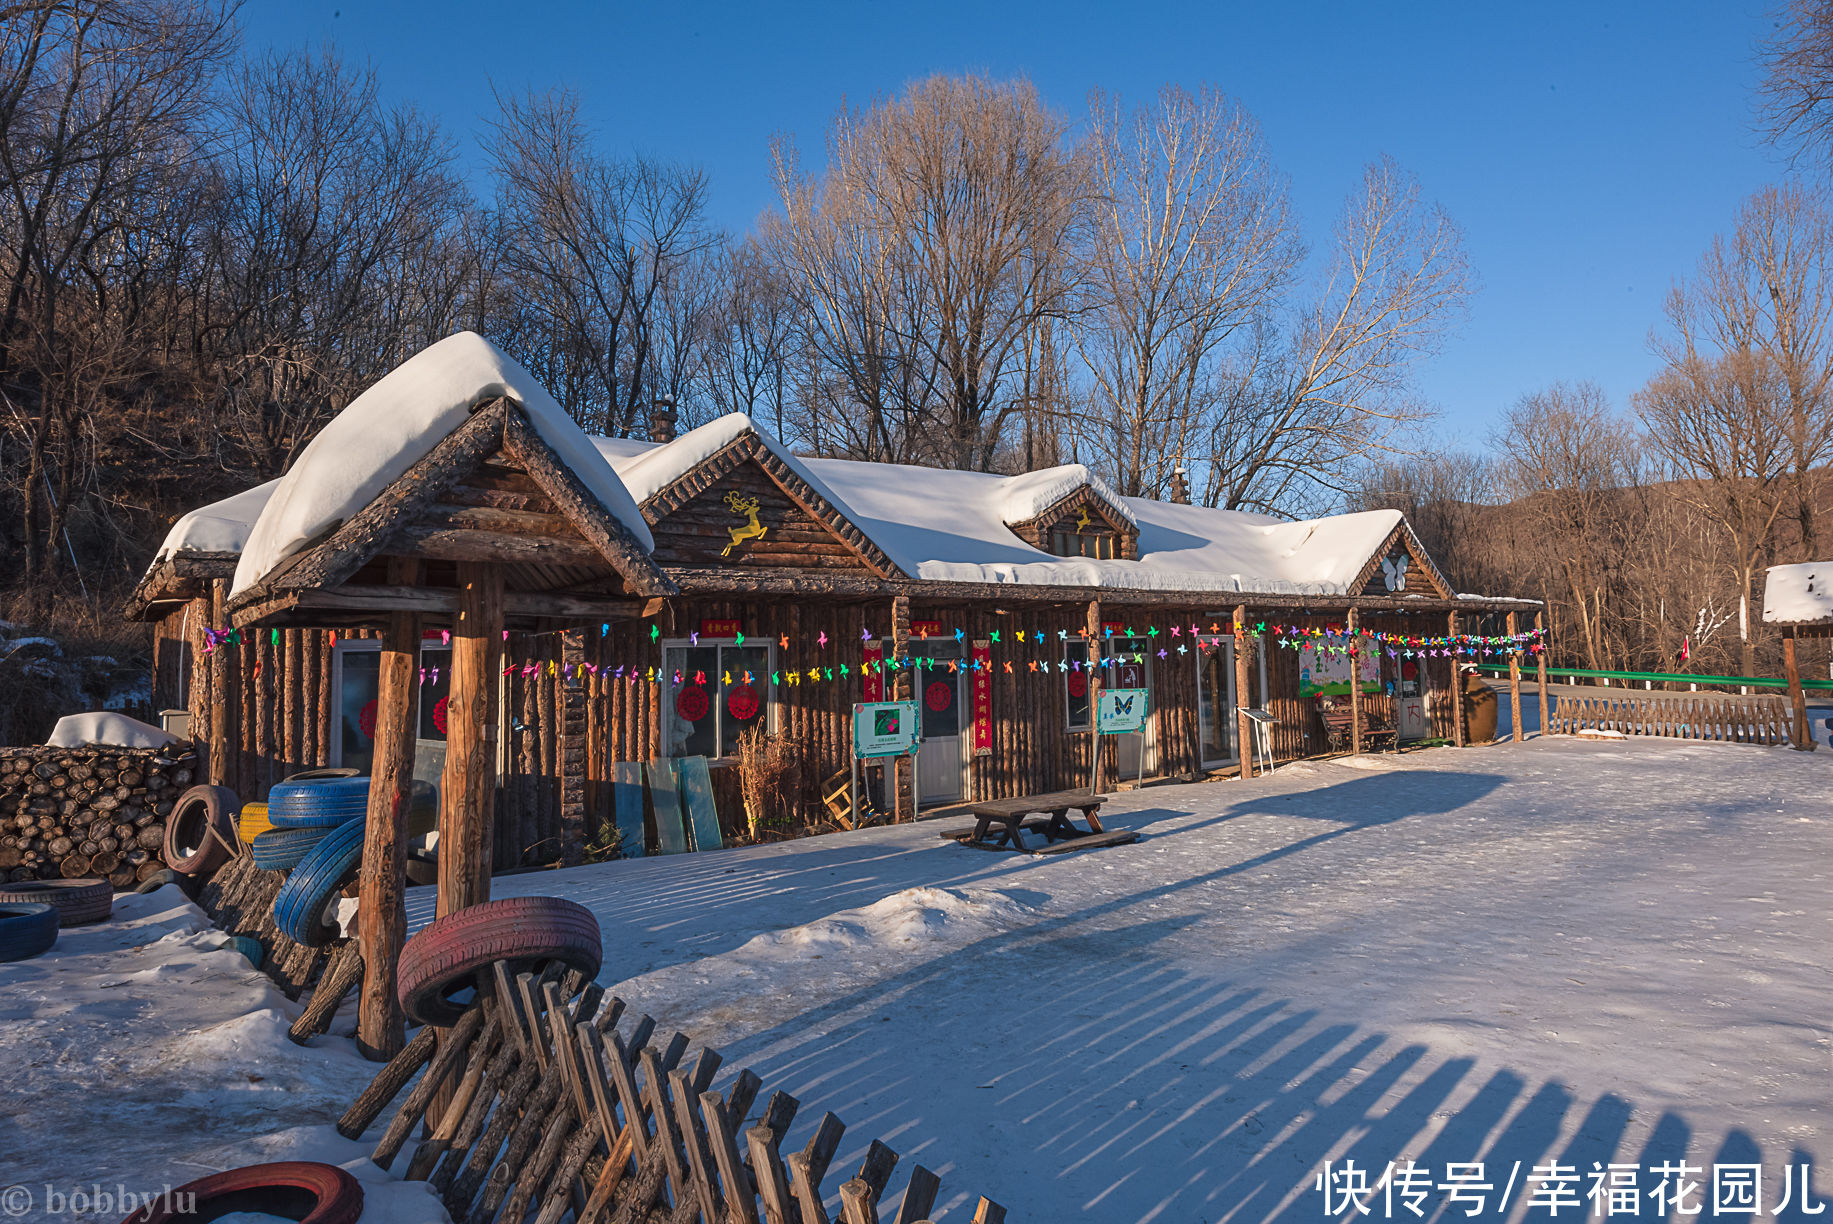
164,785,239,876
397,896,601,1027
121,1161,361,1224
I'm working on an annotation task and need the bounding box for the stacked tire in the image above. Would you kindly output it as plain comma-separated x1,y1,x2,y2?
0,877,112,927
0,901,59,962
397,896,603,1026
163,785,239,878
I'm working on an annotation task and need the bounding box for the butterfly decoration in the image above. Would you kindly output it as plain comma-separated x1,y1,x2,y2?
1380,553,1410,592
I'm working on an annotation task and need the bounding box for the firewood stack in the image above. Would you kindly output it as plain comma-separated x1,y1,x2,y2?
0,745,199,889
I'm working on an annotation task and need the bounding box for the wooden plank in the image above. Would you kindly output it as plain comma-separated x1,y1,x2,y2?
789,1113,846,1224
612,761,646,858
648,760,689,855
678,755,723,852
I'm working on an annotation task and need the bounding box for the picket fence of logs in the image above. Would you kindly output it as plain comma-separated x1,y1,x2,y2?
196,849,347,1008
336,961,1008,1224
1550,692,1796,746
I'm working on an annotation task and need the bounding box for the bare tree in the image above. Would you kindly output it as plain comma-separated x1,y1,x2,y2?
1757,0,1833,171
701,237,795,437
1198,158,1474,513
768,74,1087,469
1077,84,1298,497
1494,381,1641,670
1347,448,1496,593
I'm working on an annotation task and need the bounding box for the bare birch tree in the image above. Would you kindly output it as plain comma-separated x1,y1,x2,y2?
1077,84,1298,497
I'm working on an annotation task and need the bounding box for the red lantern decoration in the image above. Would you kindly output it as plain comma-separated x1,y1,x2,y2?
676,686,710,722
727,684,760,721
925,680,953,712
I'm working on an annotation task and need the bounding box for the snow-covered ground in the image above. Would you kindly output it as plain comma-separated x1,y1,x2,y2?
4,736,1829,1223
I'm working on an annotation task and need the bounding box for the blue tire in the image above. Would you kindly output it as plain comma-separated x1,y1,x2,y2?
268,777,371,829
0,902,59,963
272,818,366,947
251,826,331,871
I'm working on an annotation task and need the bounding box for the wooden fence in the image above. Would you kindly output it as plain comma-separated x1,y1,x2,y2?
1550,693,1795,746
335,962,1008,1224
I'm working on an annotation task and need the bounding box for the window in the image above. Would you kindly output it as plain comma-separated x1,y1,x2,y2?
331,638,451,775
663,639,773,758
1065,642,1096,729
1048,528,1117,559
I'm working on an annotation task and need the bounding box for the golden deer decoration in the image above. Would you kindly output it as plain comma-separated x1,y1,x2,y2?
722,491,768,556
1074,505,1093,532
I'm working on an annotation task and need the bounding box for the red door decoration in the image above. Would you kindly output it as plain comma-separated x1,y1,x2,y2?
971,639,993,756
432,696,450,735
1067,671,1087,698
359,699,377,739
701,619,742,638
676,686,710,722
862,640,883,702
925,680,953,712
911,620,944,639
727,684,761,722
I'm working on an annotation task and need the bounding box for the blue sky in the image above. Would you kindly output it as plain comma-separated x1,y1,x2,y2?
238,1,1792,448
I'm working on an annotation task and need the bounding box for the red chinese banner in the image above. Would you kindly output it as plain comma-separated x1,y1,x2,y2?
701,619,742,638
862,640,883,702
911,619,944,639
971,639,993,756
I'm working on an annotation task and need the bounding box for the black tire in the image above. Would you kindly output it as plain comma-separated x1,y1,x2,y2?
165,785,239,877
272,818,365,947
281,767,362,783
250,826,331,871
397,896,602,1027
0,877,111,926
135,868,182,894
0,902,58,962
122,1161,362,1224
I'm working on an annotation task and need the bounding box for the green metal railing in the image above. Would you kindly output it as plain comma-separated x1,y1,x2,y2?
1474,663,1833,693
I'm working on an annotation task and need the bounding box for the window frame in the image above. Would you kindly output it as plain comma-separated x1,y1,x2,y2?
660,636,777,760
328,637,453,771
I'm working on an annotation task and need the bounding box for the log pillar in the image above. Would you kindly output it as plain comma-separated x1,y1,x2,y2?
1449,610,1466,747
1233,606,1254,778
1086,600,1104,793
356,557,421,1061
1535,611,1549,738
560,629,589,860
890,595,913,821
438,563,503,915
209,579,238,791
1347,606,1362,755
1783,628,1815,751
1507,611,1524,743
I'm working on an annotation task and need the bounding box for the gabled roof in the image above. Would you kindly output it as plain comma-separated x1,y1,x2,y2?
1348,518,1454,600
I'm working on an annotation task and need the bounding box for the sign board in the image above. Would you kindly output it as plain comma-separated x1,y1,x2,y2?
700,619,742,638
1096,688,1148,734
852,701,919,758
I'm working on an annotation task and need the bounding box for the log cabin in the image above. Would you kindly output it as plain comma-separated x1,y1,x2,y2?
126,332,1545,871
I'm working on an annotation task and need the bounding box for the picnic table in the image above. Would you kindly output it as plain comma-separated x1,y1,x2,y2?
943,790,1137,855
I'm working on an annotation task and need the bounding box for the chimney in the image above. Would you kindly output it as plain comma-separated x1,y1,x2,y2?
648,395,678,443
1168,466,1190,504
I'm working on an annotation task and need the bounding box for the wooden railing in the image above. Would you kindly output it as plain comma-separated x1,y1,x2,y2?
1551,693,1795,746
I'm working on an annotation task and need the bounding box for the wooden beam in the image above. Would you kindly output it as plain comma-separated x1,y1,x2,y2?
1348,606,1362,755
1086,600,1104,794
502,405,676,597
1536,611,1549,738
209,579,236,790
1234,606,1253,779
1507,611,1524,744
439,562,503,915
389,523,606,568
356,557,421,1060
1449,611,1466,747
1783,627,1816,751
249,584,644,623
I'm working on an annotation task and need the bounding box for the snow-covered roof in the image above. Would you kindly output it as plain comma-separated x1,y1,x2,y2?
1763,562,1832,625
229,332,653,598
150,377,1458,602
46,712,181,750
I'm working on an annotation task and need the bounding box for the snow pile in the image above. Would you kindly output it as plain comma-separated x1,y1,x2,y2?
0,888,437,1221
45,711,180,749
1763,561,1831,624
154,479,280,561
231,331,654,597
609,886,1040,1036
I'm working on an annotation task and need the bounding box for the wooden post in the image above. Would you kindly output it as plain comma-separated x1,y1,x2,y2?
439,563,503,915
1507,611,1524,743
1449,610,1466,747
1535,611,1549,738
1085,600,1104,794
1347,606,1362,755
890,595,913,820
356,557,422,1061
560,629,588,861
1233,606,1253,778
1783,628,1815,751
209,580,238,791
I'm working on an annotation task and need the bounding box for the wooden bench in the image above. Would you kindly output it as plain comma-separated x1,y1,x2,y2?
1316,697,1398,753
943,790,1134,854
